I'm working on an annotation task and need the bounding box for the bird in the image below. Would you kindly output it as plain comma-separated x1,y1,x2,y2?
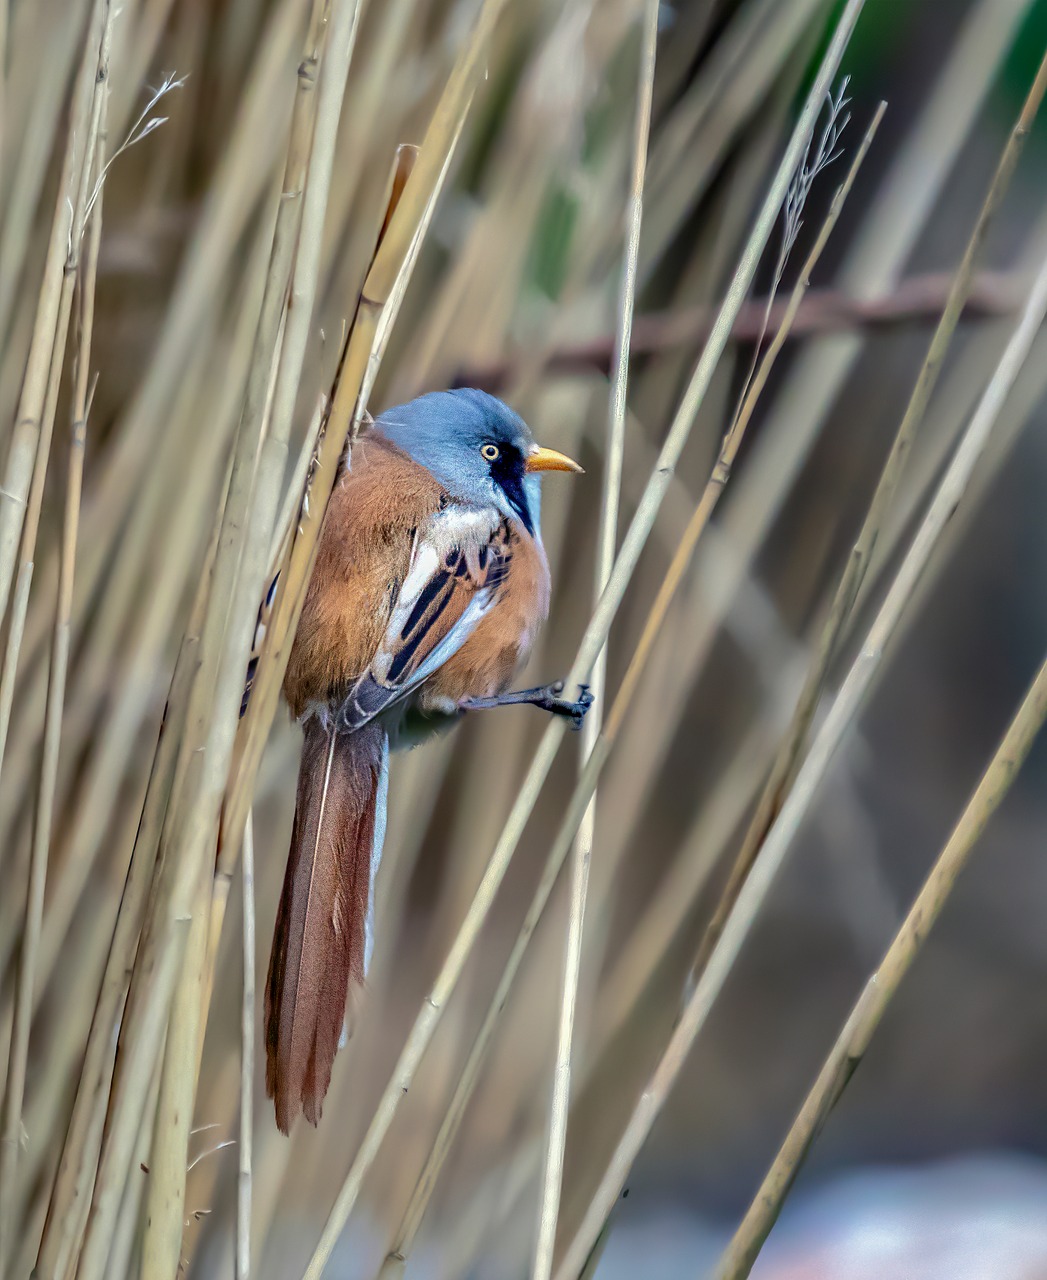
261,387,589,1133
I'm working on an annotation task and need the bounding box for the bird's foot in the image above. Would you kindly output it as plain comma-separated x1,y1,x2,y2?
528,680,594,730
463,681,594,730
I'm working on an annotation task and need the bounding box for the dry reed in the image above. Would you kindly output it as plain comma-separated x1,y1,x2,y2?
0,4,1045,1280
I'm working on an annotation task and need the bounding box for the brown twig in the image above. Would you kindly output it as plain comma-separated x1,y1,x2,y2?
453,269,1026,392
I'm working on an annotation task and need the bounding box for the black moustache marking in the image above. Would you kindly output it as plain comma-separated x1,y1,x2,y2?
488,446,533,535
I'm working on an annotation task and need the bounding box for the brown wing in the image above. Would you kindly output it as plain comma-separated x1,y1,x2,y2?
283,435,445,719
336,516,513,731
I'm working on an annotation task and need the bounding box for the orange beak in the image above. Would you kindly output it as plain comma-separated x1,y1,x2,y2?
525,445,584,475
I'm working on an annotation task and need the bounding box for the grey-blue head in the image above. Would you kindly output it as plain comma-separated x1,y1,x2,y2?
373,388,582,538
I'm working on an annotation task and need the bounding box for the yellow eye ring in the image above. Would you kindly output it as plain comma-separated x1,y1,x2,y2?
480,443,500,461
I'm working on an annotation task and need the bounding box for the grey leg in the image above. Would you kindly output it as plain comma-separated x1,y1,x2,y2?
462,682,594,730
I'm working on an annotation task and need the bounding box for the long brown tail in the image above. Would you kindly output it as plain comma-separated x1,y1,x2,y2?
265,716,387,1133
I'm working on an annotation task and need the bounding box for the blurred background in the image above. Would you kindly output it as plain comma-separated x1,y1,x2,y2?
4,0,1047,1277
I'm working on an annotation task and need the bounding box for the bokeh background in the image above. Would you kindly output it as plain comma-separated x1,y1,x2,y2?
3,0,1047,1277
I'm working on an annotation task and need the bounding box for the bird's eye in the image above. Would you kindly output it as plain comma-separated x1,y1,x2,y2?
480,443,500,461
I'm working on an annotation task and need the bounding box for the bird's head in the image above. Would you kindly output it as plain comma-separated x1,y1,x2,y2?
373,388,582,537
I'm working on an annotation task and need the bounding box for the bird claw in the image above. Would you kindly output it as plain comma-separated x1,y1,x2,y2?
569,684,595,730
540,681,594,730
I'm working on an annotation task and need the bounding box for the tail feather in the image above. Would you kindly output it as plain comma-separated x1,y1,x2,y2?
265,717,387,1133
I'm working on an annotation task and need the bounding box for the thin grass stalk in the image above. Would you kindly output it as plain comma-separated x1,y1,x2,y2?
553,225,1047,1280
0,1,114,793
210,383,326,929
59,581,223,1280
532,4,658,1276
212,124,445,1269
178,1060,242,1278
52,332,268,1049
142,449,261,1271
0,0,88,354
725,0,1033,538
409,0,767,1054
216,169,469,1270
856,334,1047,709
642,0,825,282
374,960,531,1278
107,1059,162,1280
851,205,1047,619
16,832,137,1266
269,392,326,569
0,0,6,198
377,568,645,1278
0,356,62,785
228,0,498,821
586,342,998,971
183,0,324,703
32,511,221,1280
219,139,418,853
402,0,613,396
590,710,783,1055
72,827,197,1280
26,413,227,1017
178,203,275,1071
110,0,177,142
560,0,862,694
422,129,767,1280
134,0,346,1266
0,354,209,863
139,856,212,1278
11,1186,49,1280
0,112,123,988
60,426,236,1276
375,693,638,1278
718,643,1047,1278
0,0,110,626
0,562,29,793
371,819,563,1280
238,813,256,1280
19,425,222,1027
603,0,1032,907
83,0,427,1265
452,100,881,1267
0,402,55,780
22,192,282,1015
303,7,865,1275
3,73,102,895
646,0,784,190
15,0,302,702
200,0,366,1013
0,113,101,1280
316,0,416,272
687,46,1047,996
